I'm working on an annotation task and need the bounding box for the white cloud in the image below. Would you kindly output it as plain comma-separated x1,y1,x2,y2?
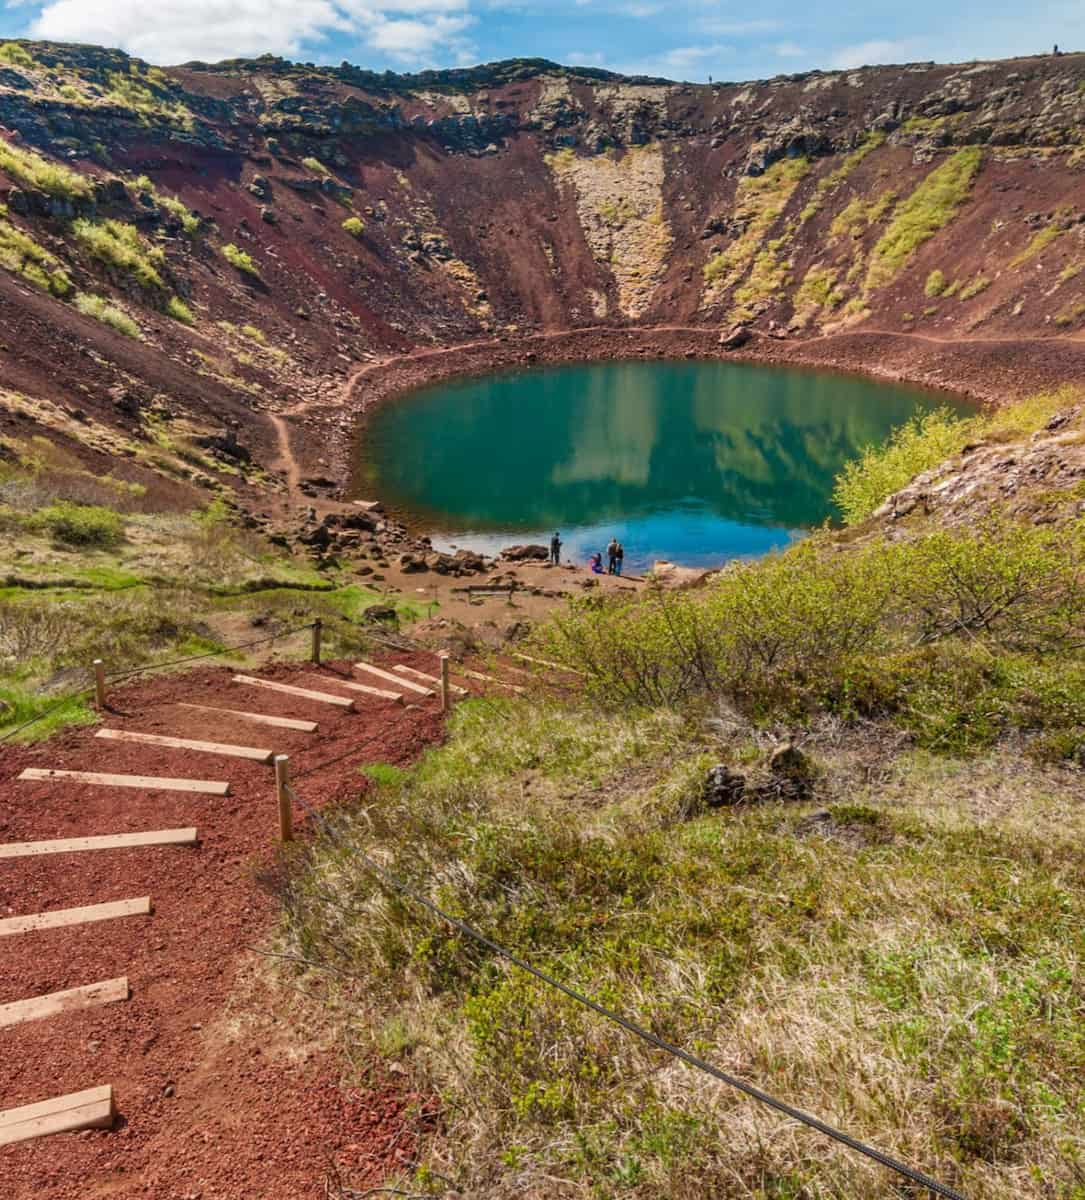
829,39,912,69
28,0,475,65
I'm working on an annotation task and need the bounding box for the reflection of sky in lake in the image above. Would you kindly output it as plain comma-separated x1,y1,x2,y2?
358,360,967,572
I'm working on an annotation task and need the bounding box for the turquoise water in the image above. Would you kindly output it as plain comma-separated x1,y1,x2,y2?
359,360,960,573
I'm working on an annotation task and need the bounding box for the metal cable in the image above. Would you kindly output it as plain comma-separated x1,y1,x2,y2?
0,688,94,744
283,782,967,1200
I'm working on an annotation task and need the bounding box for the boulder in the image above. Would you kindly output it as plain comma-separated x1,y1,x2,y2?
399,553,429,574
363,605,399,625
720,326,751,350
704,764,747,808
500,543,549,562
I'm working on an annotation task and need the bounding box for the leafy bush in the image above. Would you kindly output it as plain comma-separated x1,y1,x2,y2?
155,193,200,235
73,293,142,339
302,156,330,176
71,218,165,289
221,243,260,277
865,147,983,289
165,296,194,324
341,216,365,238
31,501,124,547
0,138,92,200
959,273,991,300
0,219,72,296
833,407,973,523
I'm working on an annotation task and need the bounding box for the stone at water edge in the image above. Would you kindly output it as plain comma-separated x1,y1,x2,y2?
500,544,550,562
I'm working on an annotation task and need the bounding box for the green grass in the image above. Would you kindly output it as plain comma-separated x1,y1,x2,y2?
73,293,142,339
0,684,97,742
165,296,194,324
1011,223,1063,268
865,148,983,290
154,193,200,236
0,219,72,296
959,273,991,300
341,216,365,238
0,138,93,200
924,268,947,297
0,41,35,68
71,218,165,290
221,243,261,278
799,131,886,223
278,693,1085,1198
302,156,330,176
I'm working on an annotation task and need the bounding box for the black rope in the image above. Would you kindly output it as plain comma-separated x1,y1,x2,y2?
283,783,967,1200
105,624,315,681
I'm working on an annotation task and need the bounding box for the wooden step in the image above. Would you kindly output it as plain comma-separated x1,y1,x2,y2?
0,828,197,860
302,675,403,705
232,675,354,710
176,703,318,733
353,662,434,697
0,897,152,937
392,664,469,697
453,668,526,694
18,769,229,796
0,977,129,1028
0,1086,115,1147
96,728,273,763
510,651,584,675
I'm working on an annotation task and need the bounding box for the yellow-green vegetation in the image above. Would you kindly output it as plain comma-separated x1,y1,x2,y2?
72,218,165,289
958,273,991,301
103,66,192,127
0,138,93,200
341,216,365,238
1010,222,1063,268
924,268,947,296
73,293,142,339
155,193,200,235
728,232,794,323
703,157,810,301
0,41,34,68
1059,261,1083,284
282,527,1085,1195
827,189,896,241
30,501,124,547
302,155,330,176
165,296,194,324
865,147,983,290
240,324,265,343
834,387,1080,523
792,263,845,325
799,130,886,223
1055,298,1085,327
221,243,261,278
0,219,72,296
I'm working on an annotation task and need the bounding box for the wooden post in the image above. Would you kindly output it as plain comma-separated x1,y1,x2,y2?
439,654,451,714
274,755,293,843
92,660,107,710
311,619,323,666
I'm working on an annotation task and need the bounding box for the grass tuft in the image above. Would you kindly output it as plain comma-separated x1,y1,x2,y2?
74,293,142,339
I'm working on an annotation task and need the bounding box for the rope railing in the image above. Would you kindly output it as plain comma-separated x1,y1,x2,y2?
0,621,321,744
277,776,968,1200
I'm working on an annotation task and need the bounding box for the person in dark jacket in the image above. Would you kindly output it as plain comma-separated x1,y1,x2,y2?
550,531,562,566
615,542,625,576
606,537,619,574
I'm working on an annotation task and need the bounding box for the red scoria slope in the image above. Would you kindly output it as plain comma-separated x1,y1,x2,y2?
1,43,1084,519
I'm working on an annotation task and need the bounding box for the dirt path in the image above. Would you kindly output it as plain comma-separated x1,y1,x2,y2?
0,655,452,1199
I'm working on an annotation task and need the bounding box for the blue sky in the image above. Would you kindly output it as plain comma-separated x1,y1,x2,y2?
1,0,1080,81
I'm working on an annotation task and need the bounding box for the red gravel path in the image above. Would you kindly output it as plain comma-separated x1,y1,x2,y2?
0,656,449,1199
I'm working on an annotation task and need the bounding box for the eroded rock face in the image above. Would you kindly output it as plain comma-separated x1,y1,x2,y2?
501,544,549,562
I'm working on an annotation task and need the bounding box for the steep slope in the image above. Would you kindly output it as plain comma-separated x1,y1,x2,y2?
0,40,1084,520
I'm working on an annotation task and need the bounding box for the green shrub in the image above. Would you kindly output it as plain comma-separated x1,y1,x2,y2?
959,273,991,300
0,42,34,68
865,148,983,289
165,296,194,324
240,323,265,343
0,219,72,296
221,243,260,277
0,139,93,200
833,407,973,523
32,501,124,547
71,218,165,289
924,269,947,297
302,156,330,176
155,193,200,235
341,216,365,238
73,293,142,338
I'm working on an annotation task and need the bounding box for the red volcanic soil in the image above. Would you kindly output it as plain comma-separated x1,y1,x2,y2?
0,656,451,1199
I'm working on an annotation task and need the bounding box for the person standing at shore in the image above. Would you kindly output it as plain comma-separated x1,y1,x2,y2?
607,537,619,574
550,531,562,566
615,542,624,576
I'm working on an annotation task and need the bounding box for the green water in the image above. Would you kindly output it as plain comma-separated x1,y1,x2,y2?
359,359,962,572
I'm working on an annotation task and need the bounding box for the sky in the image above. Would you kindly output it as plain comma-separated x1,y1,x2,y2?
1,0,1081,82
